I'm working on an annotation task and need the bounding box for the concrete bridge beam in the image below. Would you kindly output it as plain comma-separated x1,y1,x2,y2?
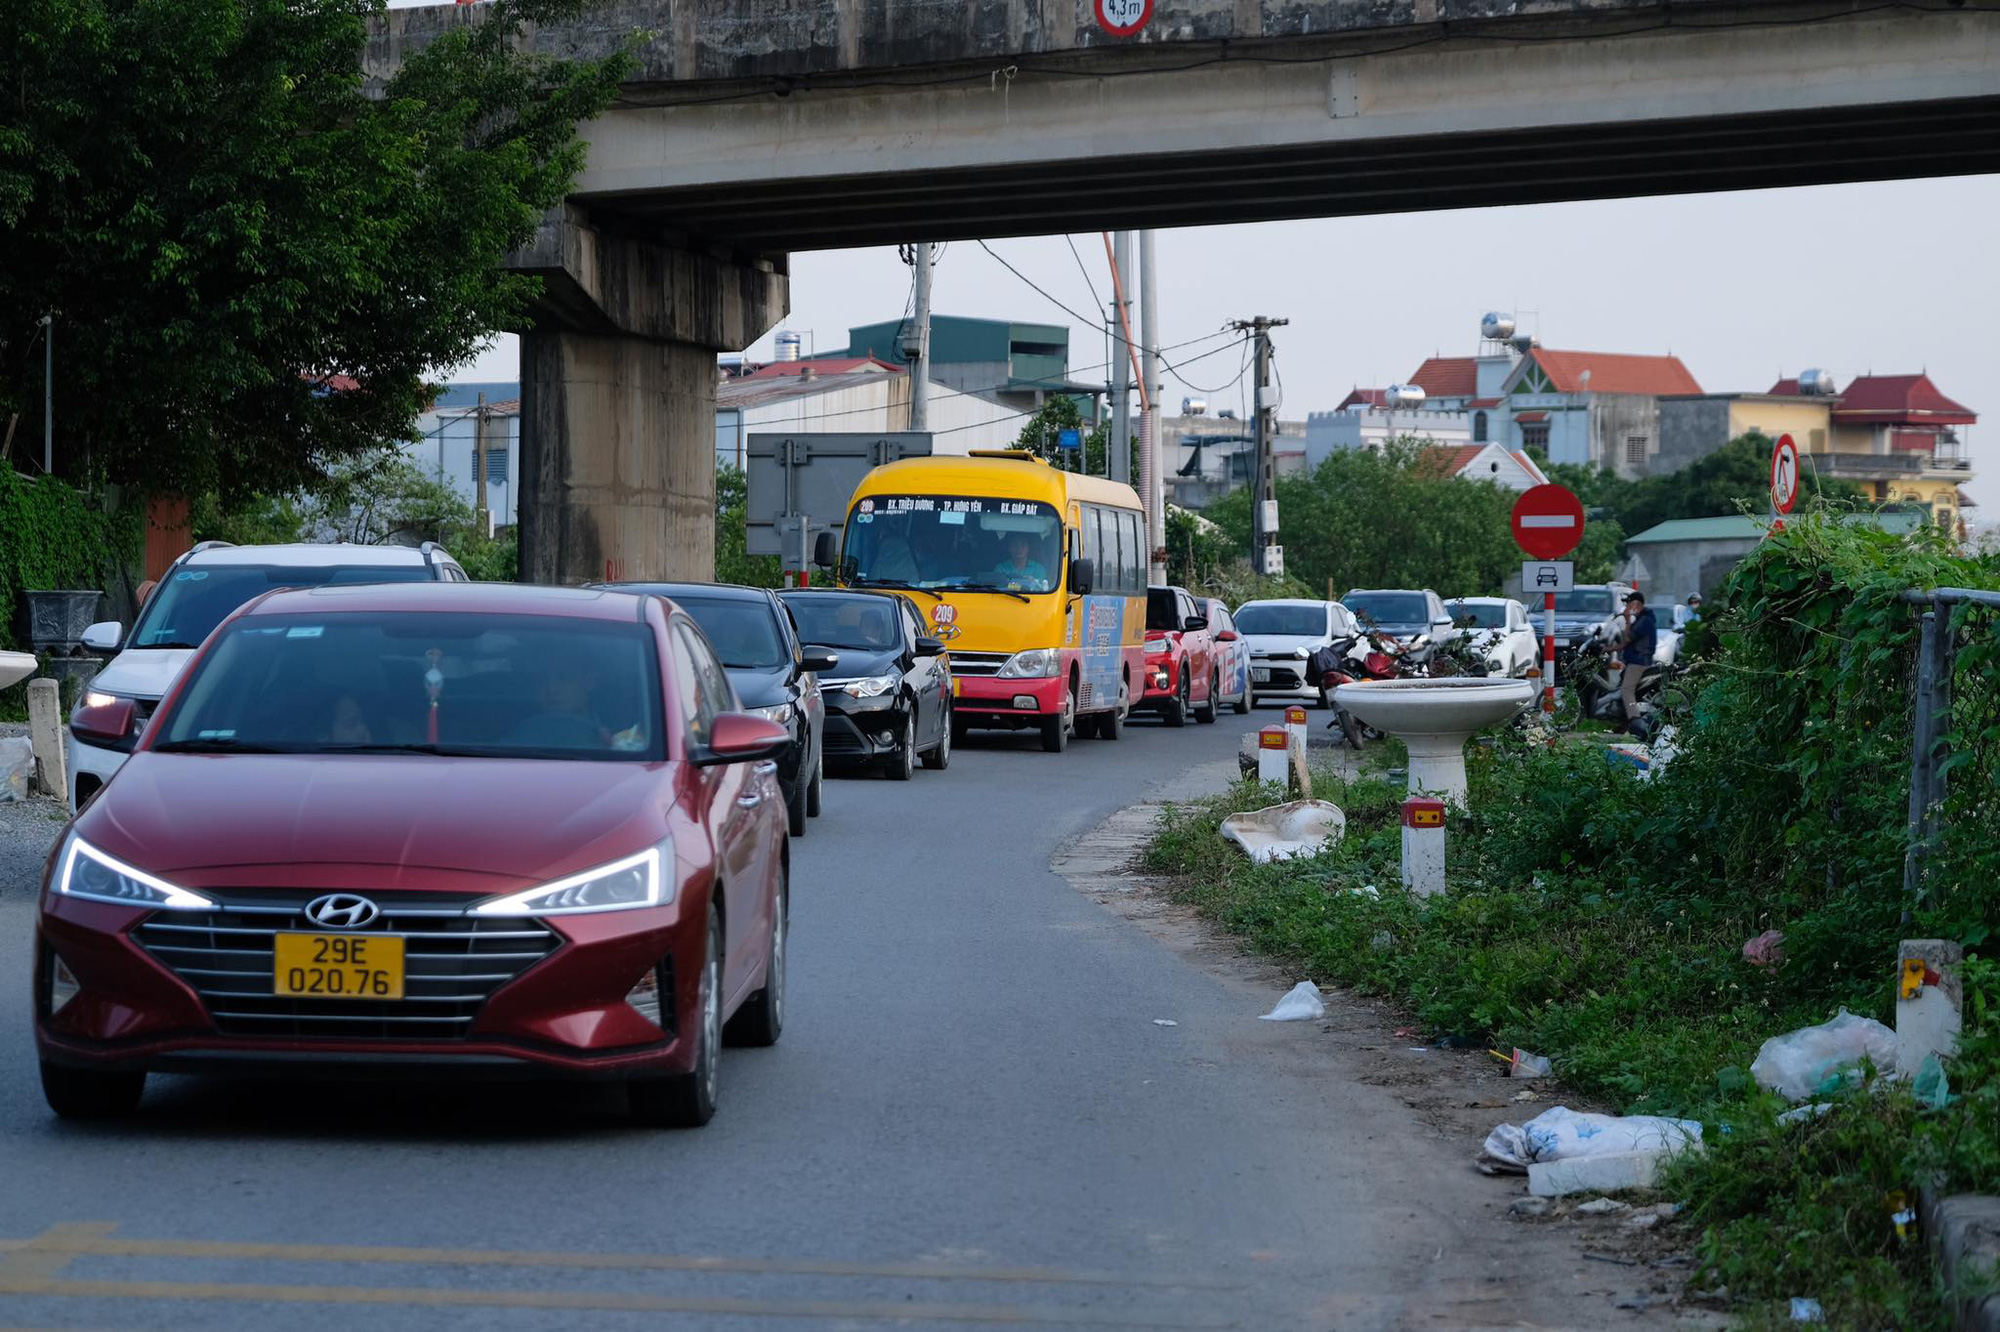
512,207,786,585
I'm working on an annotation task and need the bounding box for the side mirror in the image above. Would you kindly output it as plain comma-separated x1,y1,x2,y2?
1067,556,1094,596
81,621,122,653
799,650,839,674
1183,615,1208,633
71,695,137,746
695,713,791,767
1215,629,1239,643
812,530,838,570
914,636,944,657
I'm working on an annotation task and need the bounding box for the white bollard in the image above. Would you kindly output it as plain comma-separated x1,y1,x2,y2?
1256,726,1289,785
1895,939,1962,1077
26,678,66,799
1400,797,1446,898
1284,704,1309,753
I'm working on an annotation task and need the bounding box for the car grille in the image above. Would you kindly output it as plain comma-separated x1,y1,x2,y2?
947,651,1009,677
134,891,559,1041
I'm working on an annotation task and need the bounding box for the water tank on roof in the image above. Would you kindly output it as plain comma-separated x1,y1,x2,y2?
1386,384,1427,409
1510,332,1537,355
1798,368,1838,396
1182,397,1208,417
1480,312,1516,342
774,330,802,362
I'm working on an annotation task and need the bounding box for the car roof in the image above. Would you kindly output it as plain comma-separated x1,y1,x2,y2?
602,581,774,604
244,582,649,622
1344,588,1434,596
775,587,900,603
180,542,448,568
1448,596,1516,605
1237,598,1336,609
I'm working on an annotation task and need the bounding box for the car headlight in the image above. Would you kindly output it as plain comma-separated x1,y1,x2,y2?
473,847,667,917
1144,636,1169,652
747,702,795,726
82,690,123,709
996,648,1059,679
836,675,898,699
55,837,213,910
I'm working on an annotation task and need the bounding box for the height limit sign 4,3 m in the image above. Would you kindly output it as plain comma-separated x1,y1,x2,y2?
1094,0,1153,37
1511,484,1586,717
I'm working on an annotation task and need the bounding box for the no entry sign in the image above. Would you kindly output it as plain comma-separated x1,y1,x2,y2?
1510,484,1585,561
1094,0,1153,37
1771,433,1801,515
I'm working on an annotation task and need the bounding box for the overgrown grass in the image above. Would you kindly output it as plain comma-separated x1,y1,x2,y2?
1146,509,2000,1327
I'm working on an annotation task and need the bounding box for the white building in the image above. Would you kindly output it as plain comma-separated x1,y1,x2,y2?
714,358,1025,471
1306,387,1476,467
408,383,520,528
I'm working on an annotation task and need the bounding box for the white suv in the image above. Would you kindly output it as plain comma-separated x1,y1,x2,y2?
70,541,467,808
1235,599,1361,707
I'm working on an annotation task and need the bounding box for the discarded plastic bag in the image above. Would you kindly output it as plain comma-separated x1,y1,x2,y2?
1219,801,1345,864
1742,929,1787,969
1490,1047,1552,1079
1750,1009,1897,1102
0,735,31,802
1480,1105,1703,1171
1258,981,1326,1022
1912,1053,1952,1110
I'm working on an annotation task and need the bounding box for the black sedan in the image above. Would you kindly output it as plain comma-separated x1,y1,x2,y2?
776,589,951,781
601,582,832,835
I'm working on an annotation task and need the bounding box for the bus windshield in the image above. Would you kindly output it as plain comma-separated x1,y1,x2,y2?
844,495,1062,594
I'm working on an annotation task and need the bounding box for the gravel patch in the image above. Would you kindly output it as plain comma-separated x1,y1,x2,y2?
0,789,66,900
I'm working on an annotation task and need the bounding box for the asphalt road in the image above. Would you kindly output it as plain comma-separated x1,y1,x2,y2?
0,708,1615,1330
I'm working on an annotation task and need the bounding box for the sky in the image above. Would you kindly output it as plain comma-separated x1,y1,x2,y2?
452,174,2000,513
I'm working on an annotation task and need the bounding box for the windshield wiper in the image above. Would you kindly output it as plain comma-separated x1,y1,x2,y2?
315,743,493,758
952,582,1032,604
138,640,204,651
153,738,295,754
851,577,941,601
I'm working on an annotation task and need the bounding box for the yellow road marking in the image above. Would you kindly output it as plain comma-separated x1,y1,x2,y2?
10,1228,1237,1290
0,1224,118,1283
0,1274,1231,1326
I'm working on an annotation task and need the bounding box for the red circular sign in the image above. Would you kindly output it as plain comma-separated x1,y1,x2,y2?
1094,0,1153,37
1771,433,1801,515
1510,484,1586,560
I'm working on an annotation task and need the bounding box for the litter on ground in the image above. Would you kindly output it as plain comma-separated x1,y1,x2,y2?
1481,1105,1704,1172
1750,1009,1897,1102
1258,981,1326,1022
1218,801,1346,863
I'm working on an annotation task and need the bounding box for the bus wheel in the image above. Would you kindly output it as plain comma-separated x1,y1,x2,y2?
1097,685,1126,741
1041,688,1072,753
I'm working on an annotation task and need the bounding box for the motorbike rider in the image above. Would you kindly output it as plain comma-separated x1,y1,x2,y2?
1615,591,1657,731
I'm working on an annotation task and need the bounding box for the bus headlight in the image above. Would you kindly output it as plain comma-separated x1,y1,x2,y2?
995,648,1059,679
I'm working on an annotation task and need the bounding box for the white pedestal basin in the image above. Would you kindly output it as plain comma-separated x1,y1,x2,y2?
1333,677,1535,804
0,651,36,691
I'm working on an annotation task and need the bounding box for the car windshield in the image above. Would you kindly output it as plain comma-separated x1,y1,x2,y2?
1233,604,1328,637
156,612,663,760
844,495,1061,593
1555,589,1614,614
129,563,435,649
1345,593,1429,625
1449,602,1509,629
1146,589,1181,632
779,594,901,651
672,596,788,669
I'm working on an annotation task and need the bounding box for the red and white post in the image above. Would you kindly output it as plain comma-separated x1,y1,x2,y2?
1542,592,1557,715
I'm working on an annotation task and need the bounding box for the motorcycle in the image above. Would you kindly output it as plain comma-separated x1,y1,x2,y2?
1305,632,1414,748
1561,629,1668,733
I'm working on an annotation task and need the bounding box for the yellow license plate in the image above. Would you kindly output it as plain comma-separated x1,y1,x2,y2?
273,933,405,1000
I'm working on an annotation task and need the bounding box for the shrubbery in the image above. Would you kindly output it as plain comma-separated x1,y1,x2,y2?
1146,507,1999,1326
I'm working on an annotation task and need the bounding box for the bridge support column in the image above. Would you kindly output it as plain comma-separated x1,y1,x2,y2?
512,205,787,585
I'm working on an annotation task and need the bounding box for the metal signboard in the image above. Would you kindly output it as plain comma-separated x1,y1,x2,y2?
1771,433,1801,515
1521,560,1575,594
745,432,932,568
1094,0,1153,37
1057,427,1082,451
1510,484,1585,560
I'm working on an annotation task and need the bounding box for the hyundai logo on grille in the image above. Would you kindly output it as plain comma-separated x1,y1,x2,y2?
303,893,381,930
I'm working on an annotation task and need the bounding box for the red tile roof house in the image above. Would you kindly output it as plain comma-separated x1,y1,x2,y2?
1489,348,1703,477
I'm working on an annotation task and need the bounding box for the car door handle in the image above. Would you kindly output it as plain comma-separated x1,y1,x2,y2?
737,790,763,809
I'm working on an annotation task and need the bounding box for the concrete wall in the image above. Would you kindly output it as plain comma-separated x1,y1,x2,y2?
1305,408,1473,467
1626,536,1760,601
1655,397,1732,476
1589,394,1664,479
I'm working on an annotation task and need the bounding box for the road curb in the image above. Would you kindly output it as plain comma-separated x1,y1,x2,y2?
1924,1187,2000,1331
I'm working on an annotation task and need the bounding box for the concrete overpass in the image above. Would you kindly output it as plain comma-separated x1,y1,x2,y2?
369,0,2000,583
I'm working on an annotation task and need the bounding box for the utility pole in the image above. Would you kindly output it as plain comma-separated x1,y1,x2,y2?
473,393,490,535
1139,231,1164,584
908,242,934,432
1231,316,1289,577
1109,232,1133,486
39,315,53,475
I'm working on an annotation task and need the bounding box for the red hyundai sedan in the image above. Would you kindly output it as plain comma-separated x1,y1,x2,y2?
34,582,792,1128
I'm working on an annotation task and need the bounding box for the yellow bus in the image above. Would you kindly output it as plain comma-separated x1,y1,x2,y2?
817,451,1147,752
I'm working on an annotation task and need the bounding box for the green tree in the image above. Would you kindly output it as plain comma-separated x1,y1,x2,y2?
1013,395,1138,479
0,0,628,501
1537,433,1862,542
715,466,780,588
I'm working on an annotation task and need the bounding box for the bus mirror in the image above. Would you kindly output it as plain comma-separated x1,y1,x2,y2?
812,530,838,569
1068,556,1094,596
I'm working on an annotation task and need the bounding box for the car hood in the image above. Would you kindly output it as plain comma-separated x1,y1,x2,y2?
820,647,902,682
1243,633,1326,656
79,752,670,883
723,664,794,710
86,648,196,702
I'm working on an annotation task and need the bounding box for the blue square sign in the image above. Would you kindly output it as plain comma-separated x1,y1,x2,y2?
1057,428,1082,450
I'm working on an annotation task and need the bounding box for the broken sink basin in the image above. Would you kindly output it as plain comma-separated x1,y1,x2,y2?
1333,677,1534,804
0,651,36,691
1220,800,1346,863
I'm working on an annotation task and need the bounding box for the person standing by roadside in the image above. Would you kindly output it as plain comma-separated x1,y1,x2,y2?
1616,590,1657,731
